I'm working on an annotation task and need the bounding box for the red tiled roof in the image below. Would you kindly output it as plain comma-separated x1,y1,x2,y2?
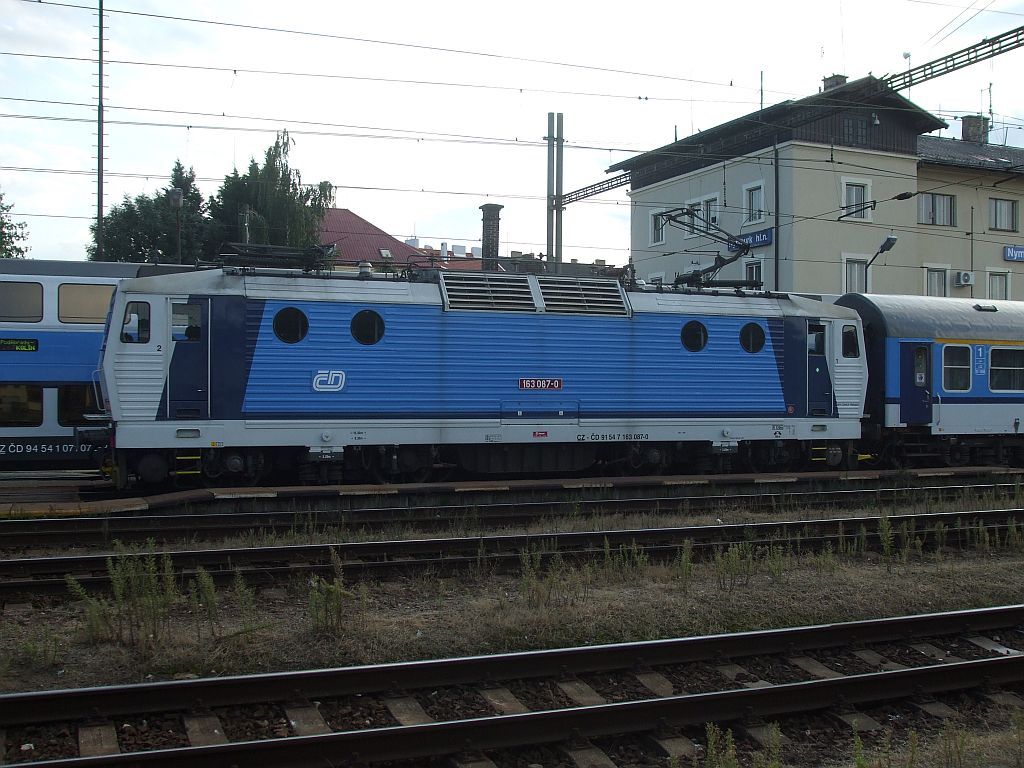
319,208,423,265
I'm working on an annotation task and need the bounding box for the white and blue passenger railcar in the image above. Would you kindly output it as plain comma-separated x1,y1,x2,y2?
97,267,868,486
836,294,1024,465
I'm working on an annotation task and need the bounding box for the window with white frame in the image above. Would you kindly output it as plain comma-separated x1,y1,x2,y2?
745,260,762,286
918,193,955,226
926,268,948,297
990,198,1018,232
991,348,1024,391
942,345,971,391
650,211,667,245
843,181,869,219
844,258,868,293
743,183,764,224
988,271,1009,300
700,197,718,230
683,196,719,235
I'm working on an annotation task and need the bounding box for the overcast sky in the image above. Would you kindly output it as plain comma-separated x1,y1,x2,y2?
2,0,1023,265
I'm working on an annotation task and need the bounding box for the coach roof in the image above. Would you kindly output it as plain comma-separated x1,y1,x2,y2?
836,293,1024,341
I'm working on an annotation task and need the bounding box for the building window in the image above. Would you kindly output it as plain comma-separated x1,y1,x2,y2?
926,268,948,297
650,211,666,245
918,193,955,226
942,345,971,392
988,271,1009,300
0,384,43,427
700,197,719,230
745,260,762,286
843,182,869,219
990,198,1018,231
844,258,868,293
743,184,764,224
841,116,868,146
0,281,43,322
991,348,1024,391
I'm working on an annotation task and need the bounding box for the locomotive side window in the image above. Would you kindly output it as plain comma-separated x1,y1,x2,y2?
842,325,860,358
120,302,151,344
807,324,826,355
58,283,114,324
990,348,1024,392
57,384,101,426
681,320,708,352
351,309,385,345
739,322,765,354
942,346,971,391
273,307,308,344
0,384,43,426
0,281,43,323
172,304,202,342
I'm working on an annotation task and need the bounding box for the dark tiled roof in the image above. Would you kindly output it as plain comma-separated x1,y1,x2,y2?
917,135,1024,174
319,208,422,264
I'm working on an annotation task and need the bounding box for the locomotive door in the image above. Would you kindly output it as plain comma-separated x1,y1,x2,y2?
899,343,932,425
166,298,210,420
806,321,834,416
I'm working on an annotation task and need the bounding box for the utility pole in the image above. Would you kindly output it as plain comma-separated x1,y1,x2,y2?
545,112,564,273
554,113,564,274
95,0,104,260
546,113,555,268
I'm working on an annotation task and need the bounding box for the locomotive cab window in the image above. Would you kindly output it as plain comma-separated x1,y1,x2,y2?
58,283,114,324
120,302,151,344
273,307,308,344
0,281,43,323
351,309,385,345
807,324,826,355
942,345,971,392
739,322,765,354
681,320,708,352
990,348,1024,392
0,384,43,427
171,304,202,342
58,384,101,426
842,325,860,358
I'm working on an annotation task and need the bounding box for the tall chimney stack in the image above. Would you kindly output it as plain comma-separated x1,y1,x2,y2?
822,74,848,91
480,203,503,271
961,114,989,144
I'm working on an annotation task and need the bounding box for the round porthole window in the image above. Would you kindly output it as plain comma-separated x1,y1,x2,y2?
681,320,708,352
740,322,765,353
351,309,385,345
273,307,308,344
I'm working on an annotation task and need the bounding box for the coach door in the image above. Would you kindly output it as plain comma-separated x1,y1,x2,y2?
807,321,834,416
166,299,210,420
899,343,932,425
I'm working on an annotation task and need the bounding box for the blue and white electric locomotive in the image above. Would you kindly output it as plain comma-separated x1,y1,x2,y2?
95,266,868,487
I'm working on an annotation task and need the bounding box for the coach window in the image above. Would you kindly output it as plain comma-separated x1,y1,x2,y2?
990,348,1024,391
58,284,115,324
171,304,202,341
58,384,101,426
273,307,308,344
942,345,971,392
351,309,385,345
0,281,43,322
120,302,151,344
0,384,43,427
739,322,765,353
681,320,708,352
842,325,860,358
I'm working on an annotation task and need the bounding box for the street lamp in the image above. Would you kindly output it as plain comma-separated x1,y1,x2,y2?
866,233,898,270
168,187,183,264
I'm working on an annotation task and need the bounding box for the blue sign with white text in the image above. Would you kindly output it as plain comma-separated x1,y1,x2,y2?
728,228,773,251
1004,245,1024,261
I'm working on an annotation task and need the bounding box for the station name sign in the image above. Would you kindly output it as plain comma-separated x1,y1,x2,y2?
1004,245,1024,262
728,228,773,252
0,338,38,352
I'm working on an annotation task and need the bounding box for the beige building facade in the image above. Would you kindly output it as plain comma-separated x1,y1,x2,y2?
615,78,1024,300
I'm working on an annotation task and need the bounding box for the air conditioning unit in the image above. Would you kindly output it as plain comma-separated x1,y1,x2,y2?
954,270,975,287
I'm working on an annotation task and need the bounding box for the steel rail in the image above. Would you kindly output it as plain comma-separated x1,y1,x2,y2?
1,481,1020,548
2,605,1022,726
3,506,1024,597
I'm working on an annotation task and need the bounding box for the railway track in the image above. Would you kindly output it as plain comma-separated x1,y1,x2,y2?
4,606,1024,766
3,506,1022,598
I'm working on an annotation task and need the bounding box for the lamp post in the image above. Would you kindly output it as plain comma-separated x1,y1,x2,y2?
168,187,183,264
866,233,898,271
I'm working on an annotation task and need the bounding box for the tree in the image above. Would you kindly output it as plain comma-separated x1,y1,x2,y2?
89,161,209,264
0,188,30,258
207,131,334,252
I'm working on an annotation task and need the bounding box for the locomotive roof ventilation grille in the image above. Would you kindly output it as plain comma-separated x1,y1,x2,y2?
536,276,630,316
439,272,537,312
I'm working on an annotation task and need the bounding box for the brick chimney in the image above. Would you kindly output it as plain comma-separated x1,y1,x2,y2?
961,114,990,144
822,74,848,91
480,203,503,271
